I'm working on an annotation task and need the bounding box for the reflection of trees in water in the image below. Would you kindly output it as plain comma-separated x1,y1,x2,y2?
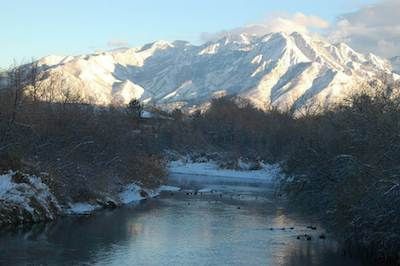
0,221,53,242
0,202,160,265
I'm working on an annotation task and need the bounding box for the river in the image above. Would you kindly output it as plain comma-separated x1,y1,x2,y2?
0,174,367,265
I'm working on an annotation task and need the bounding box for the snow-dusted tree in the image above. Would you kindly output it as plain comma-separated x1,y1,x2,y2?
126,98,143,121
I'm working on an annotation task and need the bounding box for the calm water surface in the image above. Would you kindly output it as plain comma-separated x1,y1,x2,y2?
0,174,367,265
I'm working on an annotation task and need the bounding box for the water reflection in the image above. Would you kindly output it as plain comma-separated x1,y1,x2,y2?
0,175,367,266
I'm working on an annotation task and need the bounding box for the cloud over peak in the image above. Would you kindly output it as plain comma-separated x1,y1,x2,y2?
201,1,400,59
201,12,329,42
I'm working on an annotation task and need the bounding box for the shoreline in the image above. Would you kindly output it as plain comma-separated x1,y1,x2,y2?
0,160,282,227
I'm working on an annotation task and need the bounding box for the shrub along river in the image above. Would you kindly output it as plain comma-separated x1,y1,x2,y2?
0,173,369,265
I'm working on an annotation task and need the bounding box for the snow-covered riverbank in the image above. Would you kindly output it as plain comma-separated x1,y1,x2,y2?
0,171,60,227
0,158,282,225
0,171,181,221
169,159,282,182
66,184,181,215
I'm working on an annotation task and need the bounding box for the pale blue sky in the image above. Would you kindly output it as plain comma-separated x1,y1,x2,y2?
0,0,377,68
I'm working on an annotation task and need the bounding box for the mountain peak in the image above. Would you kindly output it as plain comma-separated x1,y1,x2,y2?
28,33,396,112
138,40,174,52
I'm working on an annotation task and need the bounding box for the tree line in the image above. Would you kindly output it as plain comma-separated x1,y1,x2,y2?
0,64,165,205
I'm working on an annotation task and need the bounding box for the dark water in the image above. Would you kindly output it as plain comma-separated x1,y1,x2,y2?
0,174,366,266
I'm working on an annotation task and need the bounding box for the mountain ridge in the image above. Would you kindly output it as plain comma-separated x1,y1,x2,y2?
13,32,400,111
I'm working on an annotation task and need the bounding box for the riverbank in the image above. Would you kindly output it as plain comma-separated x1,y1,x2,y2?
169,158,282,182
0,158,282,227
0,171,60,227
0,170,181,226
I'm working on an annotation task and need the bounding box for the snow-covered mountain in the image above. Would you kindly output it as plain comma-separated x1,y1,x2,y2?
32,32,396,111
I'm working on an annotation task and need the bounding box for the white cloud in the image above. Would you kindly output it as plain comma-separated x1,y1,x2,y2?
328,0,400,58
201,1,400,59
107,39,129,48
201,12,329,42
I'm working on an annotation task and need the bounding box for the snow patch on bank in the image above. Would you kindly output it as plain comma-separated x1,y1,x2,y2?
198,188,213,193
169,160,282,182
0,172,60,215
0,171,60,224
120,184,181,204
65,184,181,215
119,184,145,204
66,202,101,215
158,185,181,192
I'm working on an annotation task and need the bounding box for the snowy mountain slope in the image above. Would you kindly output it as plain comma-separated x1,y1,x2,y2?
33,32,395,111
